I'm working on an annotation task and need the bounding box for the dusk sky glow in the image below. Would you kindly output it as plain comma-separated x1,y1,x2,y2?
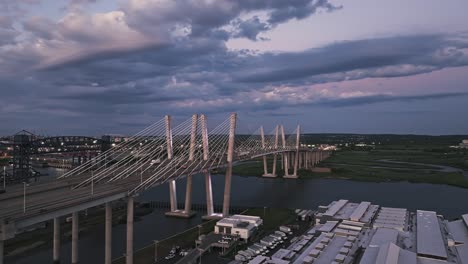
1,0,468,135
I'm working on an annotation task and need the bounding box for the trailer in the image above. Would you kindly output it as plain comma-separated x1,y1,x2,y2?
279,226,292,234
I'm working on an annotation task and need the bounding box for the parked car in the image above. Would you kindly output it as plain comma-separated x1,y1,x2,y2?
165,254,175,260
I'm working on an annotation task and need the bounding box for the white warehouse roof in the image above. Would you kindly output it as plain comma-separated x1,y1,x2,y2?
350,201,371,222
324,199,349,217
416,210,447,260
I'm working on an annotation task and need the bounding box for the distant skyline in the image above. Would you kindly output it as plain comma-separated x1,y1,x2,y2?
0,0,467,136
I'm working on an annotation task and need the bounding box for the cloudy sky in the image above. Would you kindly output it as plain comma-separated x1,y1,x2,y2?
1,0,468,136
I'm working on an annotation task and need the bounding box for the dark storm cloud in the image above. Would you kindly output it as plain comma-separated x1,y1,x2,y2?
236,35,467,83
123,0,341,39
231,16,271,41
1,0,468,134
315,92,468,107
2,33,468,130
267,0,342,24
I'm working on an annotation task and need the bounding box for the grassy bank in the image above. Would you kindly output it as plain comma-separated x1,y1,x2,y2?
325,147,468,170
229,147,468,188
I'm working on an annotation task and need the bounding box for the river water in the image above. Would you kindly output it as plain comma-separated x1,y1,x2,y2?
7,168,468,264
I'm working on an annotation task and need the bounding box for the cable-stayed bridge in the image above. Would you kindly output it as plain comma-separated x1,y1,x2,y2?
0,113,331,264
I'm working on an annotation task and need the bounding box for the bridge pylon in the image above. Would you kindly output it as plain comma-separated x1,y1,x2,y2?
165,114,197,219
261,125,280,178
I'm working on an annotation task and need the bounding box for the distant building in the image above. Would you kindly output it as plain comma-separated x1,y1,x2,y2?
215,215,263,240
459,140,468,148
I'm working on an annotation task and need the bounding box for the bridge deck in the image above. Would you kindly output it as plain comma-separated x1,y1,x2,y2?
0,148,317,231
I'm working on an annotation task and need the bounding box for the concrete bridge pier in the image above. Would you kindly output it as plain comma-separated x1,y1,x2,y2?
202,171,217,219
298,152,302,169
126,196,134,264
281,153,284,170
271,153,278,177
105,203,112,264
305,152,308,168
71,212,78,264
53,217,60,263
184,175,193,215
283,152,290,177
0,239,3,264
169,180,178,212
262,155,269,176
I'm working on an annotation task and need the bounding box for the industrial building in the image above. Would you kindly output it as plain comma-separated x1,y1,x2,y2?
315,199,379,226
215,215,263,240
245,200,468,264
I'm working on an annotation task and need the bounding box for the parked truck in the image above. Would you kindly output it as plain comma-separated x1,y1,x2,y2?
279,226,292,234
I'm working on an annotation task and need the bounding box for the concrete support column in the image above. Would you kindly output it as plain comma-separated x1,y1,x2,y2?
169,180,177,211
284,153,290,176
260,126,269,176
0,240,4,264
222,113,237,217
280,126,287,175
262,156,268,175
184,175,193,214
126,197,134,264
71,212,78,264
204,172,214,215
272,154,277,176
223,166,233,217
105,203,112,264
53,217,60,264
293,150,299,177
271,125,279,177
281,153,284,170
304,153,306,168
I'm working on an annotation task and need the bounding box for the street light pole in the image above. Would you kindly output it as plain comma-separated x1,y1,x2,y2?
153,240,158,262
